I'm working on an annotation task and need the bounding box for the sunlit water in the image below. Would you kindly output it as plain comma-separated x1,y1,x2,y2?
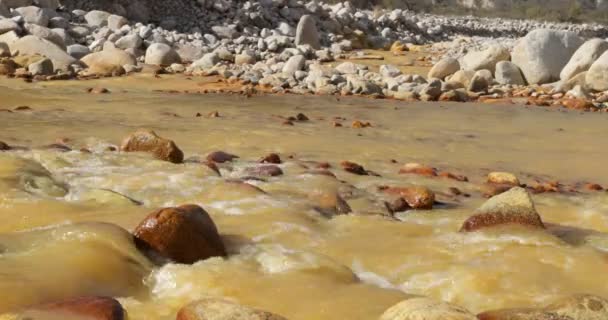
0,75,607,319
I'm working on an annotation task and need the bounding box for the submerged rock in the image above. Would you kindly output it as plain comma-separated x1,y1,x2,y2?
177,298,288,320
18,296,126,320
120,129,183,164
383,186,435,210
380,297,477,320
206,151,239,163
478,294,608,320
133,204,226,264
460,186,545,232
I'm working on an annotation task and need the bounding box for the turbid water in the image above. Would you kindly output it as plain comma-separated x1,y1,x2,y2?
0,75,607,319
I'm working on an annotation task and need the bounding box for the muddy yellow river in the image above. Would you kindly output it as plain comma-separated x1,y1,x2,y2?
0,75,607,319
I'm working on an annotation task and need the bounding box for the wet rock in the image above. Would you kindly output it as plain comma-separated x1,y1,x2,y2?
340,161,367,175
18,296,126,320
80,189,142,206
120,129,184,164
562,98,595,110
206,151,238,163
177,298,287,320
88,87,109,94
260,153,281,164
560,38,608,81
380,297,477,320
313,192,352,218
511,29,583,84
495,61,526,85
133,204,226,264
295,14,320,49
428,57,459,80
244,164,283,177
0,141,9,150
399,163,437,177
383,186,435,210
460,186,545,232
487,172,520,186
461,44,510,73
478,294,608,320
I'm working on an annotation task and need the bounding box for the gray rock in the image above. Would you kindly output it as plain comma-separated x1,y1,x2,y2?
0,41,9,56
144,43,180,66
335,61,364,74
235,51,256,65
379,64,402,78
1,0,32,8
27,57,52,75
346,74,382,95
495,61,525,85
428,57,459,80
14,6,50,27
211,25,237,39
107,14,128,31
560,38,608,81
282,54,305,74
192,52,219,70
11,35,75,71
512,29,583,85
295,14,320,49
420,78,442,100
0,1,8,17
66,44,89,59
115,34,142,50
175,43,205,63
84,10,111,28
35,0,58,9
24,23,65,49
67,25,90,39
47,16,68,29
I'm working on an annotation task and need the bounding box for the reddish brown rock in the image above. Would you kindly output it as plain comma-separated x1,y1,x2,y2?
120,129,184,164
399,163,437,177
260,153,282,164
461,187,545,232
244,164,283,177
562,98,596,110
340,161,367,175
206,151,239,163
352,120,372,128
383,186,435,210
14,106,32,111
19,296,126,320
133,204,226,264
585,183,603,191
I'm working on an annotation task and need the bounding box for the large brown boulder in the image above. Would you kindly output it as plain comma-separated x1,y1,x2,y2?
177,298,288,320
478,294,608,320
120,129,184,164
133,204,226,264
460,186,545,232
18,296,126,320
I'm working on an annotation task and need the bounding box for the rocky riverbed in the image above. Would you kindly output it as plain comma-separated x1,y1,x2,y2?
0,76,608,319
1,1,608,319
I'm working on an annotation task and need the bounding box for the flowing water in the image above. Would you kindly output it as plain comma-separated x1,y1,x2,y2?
0,75,608,319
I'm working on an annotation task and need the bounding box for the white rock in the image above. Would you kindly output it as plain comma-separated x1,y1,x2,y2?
24,23,64,49
144,43,180,66
115,34,142,50
107,14,128,31
461,44,510,73
11,35,75,71
192,52,219,70
511,29,583,85
14,6,50,27
282,54,305,74
0,18,19,34
379,64,402,78
84,10,111,28
560,38,608,81
585,51,608,91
